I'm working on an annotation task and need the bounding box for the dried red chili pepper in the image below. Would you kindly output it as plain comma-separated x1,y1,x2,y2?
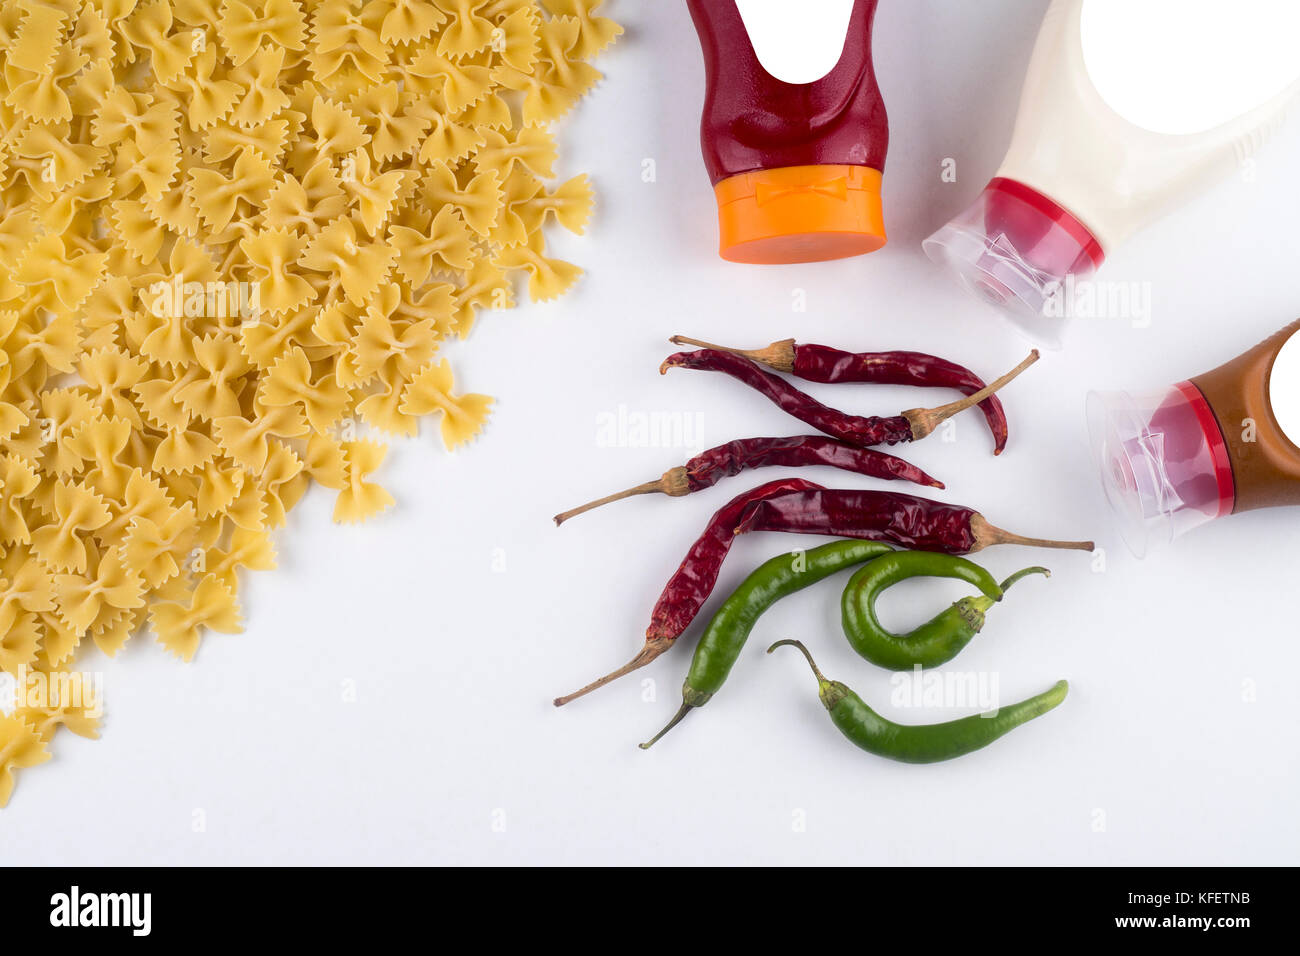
671,335,1011,453
553,477,822,707
660,348,1036,449
552,435,942,526
734,489,1095,553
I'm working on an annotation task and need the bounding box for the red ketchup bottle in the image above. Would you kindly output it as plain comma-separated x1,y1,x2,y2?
687,0,889,264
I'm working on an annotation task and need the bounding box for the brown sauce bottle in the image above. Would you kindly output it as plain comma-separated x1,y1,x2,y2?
1191,319,1300,511
1088,320,1300,555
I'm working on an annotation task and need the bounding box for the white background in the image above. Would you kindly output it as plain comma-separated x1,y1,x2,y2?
4,0,1300,865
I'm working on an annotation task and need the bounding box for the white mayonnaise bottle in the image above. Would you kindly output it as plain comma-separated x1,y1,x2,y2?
923,0,1300,348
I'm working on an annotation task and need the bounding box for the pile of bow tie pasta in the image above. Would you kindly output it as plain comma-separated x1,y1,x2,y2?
0,0,621,807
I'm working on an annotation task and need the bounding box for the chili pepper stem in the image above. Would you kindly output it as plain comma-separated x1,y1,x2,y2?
1000,566,1050,591
639,702,694,749
767,639,826,683
969,514,1094,553
904,350,1039,442
553,469,691,526
668,335,796,373
553,637,674,706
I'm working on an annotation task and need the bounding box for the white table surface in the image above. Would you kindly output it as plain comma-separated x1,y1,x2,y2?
4,0,1299,865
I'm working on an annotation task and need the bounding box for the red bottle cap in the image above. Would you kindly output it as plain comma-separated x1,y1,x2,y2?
924,178,1104,349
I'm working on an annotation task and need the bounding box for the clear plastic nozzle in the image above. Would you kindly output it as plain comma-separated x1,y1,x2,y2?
924,178,1104,350
1085,383,1235,557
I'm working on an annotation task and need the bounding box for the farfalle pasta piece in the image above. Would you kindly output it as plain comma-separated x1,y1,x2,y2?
97,468,172,543
332,439,394,523
78,348,150,428
521,171,591,234
420,163,501,237
167,44,243,131
298,217,394,305
458,90,512,131
120,0,197,85
122,504,198,588
356,379,421,437
13,123,107,192
17,667,104,741
0,455,41,545
150,572,242,661
0,607,41,677
258,346,349,432
6,37,85,124
399,358,492,450
7,0,68,76
496,227,582,302
152,424,221,474
226,49,291,130
110,198,167,264
13,234,108,314
489,167,543,247
132,365,198,431
353,284,439,382
204,117,291,166
0,715,50,808
339,146,409,236
408,43,493,112
28,479,112,574
523,14,602,124
54,547,146,635
299,94,370,160
187,146,276,231
494,4,541,75
255,441,306,525
205,525,275,593
28,389,101,476
543,0,622,59
0,399,30,446
239,305,320,369
308,0,388,85
92,605,144,657
433,0,493,56
474,124,556,181
449,254,511,336
212,403,307,472
304,431,348,489
218,0,307,66
390,204,477,285
67,416,134,499
134,295,197,368
380,0,445,45
94,95,183,198
352,82,430,163
263,159,348,232
0,549,57,616
416,107,486,166
238,228,314,315
6,309,81,383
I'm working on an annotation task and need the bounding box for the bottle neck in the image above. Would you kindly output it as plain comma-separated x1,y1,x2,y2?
1172,381,1235,519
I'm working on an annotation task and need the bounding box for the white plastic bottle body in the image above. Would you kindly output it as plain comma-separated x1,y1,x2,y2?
923,0,1300,347
998,0,1300,250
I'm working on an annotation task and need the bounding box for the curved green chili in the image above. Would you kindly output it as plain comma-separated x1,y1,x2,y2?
768,640,1068,763
841,552,1049,670
640,540,895,749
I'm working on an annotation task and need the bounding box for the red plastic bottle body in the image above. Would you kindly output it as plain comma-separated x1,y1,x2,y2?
686,0,889,264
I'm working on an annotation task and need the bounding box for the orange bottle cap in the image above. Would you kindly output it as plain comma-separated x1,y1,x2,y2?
713,164,886,265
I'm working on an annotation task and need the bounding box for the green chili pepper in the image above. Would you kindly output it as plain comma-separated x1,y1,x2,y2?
840,551,1049,670
768,640,1068,763
640,540,895,749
